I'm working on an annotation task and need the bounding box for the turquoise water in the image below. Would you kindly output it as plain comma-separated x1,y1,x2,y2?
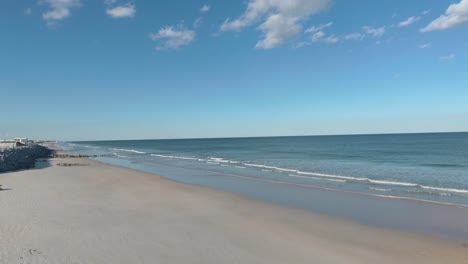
64,133,468,206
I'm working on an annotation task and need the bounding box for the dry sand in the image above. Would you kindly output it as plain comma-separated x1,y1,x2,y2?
0,157,467,264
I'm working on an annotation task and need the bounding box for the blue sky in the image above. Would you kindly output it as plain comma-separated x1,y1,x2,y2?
1,0,467,141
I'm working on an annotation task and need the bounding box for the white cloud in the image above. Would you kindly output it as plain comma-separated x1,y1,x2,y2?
419,43,431,49
362,26,385,37
344,26,384,42
42,0,80,25
311,31,339,43
422,9,431,15
421,0,468,32
344,32,364,40
149,24,196,50
440,54,455,61
106,3,136,18
398,16,420,27
200,5,211,13
220,0,330,49
305,22,332,33
292,41,310,49
25,8,32,15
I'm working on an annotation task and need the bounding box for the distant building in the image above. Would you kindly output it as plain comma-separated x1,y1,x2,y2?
14,138,28,143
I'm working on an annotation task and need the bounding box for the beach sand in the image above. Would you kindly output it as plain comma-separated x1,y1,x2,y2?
0,156,467,263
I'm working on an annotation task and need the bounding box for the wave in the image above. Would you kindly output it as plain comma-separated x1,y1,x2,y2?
208,157,236,163
113,148,147,154
139,152,468,196
112,153,128,158
83,145,100,149
151,154,199,160
243,163,297,173
289,174,346,183
367,179,417,187
420,185,468,194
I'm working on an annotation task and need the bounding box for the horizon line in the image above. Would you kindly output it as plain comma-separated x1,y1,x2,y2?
67,130,468,142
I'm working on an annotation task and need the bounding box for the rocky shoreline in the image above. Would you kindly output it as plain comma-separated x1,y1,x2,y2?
0,144,53,173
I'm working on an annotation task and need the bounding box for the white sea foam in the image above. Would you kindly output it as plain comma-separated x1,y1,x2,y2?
289,174,346,183
112,153,128,158
369,187,391,192
113,148,147,154
296,171,366,181
367,179,417,187
420,185,468,194
151,154,198,160
83,145,100,149
243,163,298,173
208,157,231,163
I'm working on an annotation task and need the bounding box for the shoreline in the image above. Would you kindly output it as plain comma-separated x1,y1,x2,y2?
1,147,468,263
129,159,468,209
92,154,468,241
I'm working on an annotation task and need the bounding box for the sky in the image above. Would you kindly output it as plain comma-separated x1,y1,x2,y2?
1,0,467,141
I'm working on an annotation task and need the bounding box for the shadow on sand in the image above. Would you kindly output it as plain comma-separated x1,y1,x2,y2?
33,159,53,170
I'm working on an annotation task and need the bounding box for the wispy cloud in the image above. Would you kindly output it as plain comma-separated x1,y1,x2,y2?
440,54,455,61
311,31,339,44
344,32,364,40
25,8,32,15
421,0,468,32
149,23,196,51
42,0,81,25
200,5,211,13
419,43,431,49
398,16,420,27
305,22,333,33
220,0,331,49
362,26,385,37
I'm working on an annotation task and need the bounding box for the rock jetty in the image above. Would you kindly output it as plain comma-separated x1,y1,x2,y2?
0,144,53,173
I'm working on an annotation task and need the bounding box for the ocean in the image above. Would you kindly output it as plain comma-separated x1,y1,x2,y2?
63,133,468,204
59,132,468,239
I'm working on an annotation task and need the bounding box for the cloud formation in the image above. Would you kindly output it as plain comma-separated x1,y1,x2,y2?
106,3,136,18
344,32,364,40
421,0,468,32
305,22,333,33
311,31,339,43
149,24,196,50
362,26,385,37
440,54,455,61
398,16,420,27
220,0,330,49
42,0,80,25
200,5,211,13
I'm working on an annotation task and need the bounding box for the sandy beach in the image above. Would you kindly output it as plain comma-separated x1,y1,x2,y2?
1,155,467,264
